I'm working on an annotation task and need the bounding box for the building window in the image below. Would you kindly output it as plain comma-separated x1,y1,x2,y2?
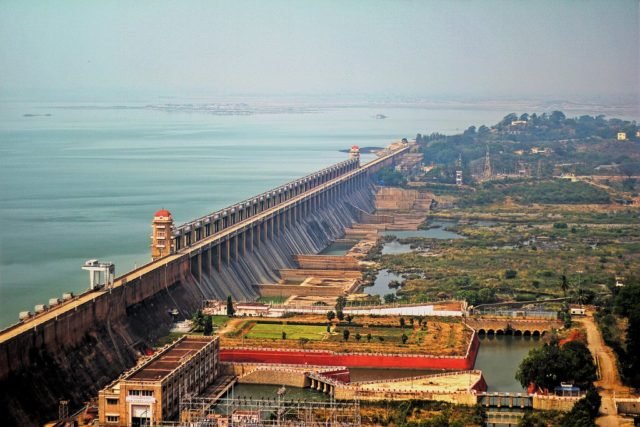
106,415,119,423
141,390,154,397
128,390,140,396
106,398,118,405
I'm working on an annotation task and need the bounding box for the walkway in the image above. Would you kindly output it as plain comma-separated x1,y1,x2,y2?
578,313,633,427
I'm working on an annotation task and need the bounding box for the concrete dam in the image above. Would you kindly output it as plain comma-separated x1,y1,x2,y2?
0,145,409,426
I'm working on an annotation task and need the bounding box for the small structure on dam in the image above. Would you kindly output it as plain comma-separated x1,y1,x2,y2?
151,209,175,260
81,259,115,290
98,335,220,426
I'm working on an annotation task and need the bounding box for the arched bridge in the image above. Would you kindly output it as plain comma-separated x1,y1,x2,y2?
465,318,562,337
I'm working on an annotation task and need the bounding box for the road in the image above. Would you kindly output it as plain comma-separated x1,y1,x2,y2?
578,313,633,427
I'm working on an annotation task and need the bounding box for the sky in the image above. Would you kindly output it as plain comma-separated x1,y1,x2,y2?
0,0,638,102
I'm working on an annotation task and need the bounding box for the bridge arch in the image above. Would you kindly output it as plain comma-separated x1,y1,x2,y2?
487,329,495,336
496,329,504,336
478,328,486,335
514,330,523,336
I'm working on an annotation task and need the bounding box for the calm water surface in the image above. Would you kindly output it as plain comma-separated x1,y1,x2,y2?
364,269,403,297
475,335,541,392
0,100,518,328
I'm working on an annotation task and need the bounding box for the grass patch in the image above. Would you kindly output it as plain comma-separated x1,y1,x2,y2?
257,296,288,304
245,324,328,340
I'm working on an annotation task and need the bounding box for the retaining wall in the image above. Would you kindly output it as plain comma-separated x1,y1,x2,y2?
220,333,480,370
532,395,581,412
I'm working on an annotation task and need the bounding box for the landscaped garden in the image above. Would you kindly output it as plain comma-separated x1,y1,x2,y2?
221,314,471,356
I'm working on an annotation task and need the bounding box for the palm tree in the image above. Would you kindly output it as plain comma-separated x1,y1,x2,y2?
561,275,569,297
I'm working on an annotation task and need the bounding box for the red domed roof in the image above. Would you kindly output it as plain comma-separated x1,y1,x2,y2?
351,145,359,150
154,209,172,218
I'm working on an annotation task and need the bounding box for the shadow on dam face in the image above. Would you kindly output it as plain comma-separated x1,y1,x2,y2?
0,184,376,426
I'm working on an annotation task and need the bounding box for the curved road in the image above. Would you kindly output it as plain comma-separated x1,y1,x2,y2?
578,313,634,427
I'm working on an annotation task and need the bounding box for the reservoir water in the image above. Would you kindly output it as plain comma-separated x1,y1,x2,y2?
382,220,466,240
318,241,355,256
0,99,600,329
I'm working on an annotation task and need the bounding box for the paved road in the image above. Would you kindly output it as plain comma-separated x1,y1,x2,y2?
578,313,634,427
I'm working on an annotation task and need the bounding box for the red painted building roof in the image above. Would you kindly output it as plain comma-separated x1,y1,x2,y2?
154,209,172,218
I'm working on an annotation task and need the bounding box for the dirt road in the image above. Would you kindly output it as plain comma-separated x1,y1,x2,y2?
578,314,633,427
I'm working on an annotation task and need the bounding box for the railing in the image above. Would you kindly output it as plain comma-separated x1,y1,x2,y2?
171,157,360,247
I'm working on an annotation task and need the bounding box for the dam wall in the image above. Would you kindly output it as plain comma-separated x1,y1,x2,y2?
0,147,409,426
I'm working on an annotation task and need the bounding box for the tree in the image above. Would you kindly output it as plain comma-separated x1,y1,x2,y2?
337,310,345,321
550,110,566,124
299,337,309,349
401,334,409,344
343,329,350,341
500,113,518,127
383,293,397,304
327,311,335,321
516,341,596,391
561,275,569,296
226,295,235,317
192,310,205,332
505,269,518,279
399,318,406,328
203,316,213,336
326,324,331,333
282,331,287,340
367,333,372,342
355,333,361,342
478,125,490,136
560,388,600,427
346,314,353,324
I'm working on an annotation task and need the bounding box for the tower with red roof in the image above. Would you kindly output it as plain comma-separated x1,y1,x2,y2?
151,209,175,260
349,145,360,164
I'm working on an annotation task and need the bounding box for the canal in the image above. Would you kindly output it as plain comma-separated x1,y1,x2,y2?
475,334,541,392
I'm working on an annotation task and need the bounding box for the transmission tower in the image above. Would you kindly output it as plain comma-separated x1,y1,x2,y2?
483,145,493,180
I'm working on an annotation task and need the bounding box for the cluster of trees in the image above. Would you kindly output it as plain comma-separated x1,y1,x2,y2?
518,388,601,427
414,111,639,189
504,181,610,205
598,279,640,386
454,288,496,306
516,339,596,391
374,167,406,186
192,310,214,336
460,180,610,207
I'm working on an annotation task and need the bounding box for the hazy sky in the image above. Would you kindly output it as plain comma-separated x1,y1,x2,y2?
0,0,638,101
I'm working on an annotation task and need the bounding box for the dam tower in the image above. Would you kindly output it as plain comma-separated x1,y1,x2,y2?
349,145,360,165
151,209,175,260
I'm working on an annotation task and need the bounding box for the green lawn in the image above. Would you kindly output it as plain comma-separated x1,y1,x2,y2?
245,323,328,340
257,296,288,304
328,326,410,343
211,315,230,327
